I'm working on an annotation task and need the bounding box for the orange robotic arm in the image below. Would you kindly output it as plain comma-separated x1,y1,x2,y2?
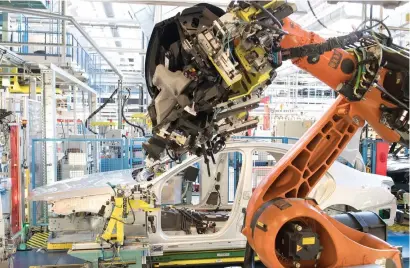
242,17,404,268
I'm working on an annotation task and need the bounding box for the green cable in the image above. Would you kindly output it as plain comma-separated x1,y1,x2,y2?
352,49,362,95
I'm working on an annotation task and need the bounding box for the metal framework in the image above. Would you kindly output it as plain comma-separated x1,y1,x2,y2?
0,0,408,123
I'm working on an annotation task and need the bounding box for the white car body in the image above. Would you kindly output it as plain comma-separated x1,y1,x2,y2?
30,142,396,253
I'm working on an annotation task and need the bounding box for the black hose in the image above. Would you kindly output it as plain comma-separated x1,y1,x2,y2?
307,0,342,34
392,144,404,157
166,148,178,161
373,83,409,110
357,18,392,38
121,88,146,136
283,31,362,60
389,143,397,154
250,1,287,35
85,88,119,134
308,0,389,38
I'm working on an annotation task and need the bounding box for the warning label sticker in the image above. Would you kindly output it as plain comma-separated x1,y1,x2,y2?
273,199,292,210
328,50,342,69
302,237,316,245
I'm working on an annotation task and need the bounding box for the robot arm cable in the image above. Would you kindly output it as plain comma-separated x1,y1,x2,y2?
121,88,146,137
282,31,363,60
85,88,119,135
250,1,286,35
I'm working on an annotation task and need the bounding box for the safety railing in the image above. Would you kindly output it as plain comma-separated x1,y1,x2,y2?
66,33,102,75
3,30,102,89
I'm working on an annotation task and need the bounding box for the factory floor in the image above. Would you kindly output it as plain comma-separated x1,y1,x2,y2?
10,231,409,268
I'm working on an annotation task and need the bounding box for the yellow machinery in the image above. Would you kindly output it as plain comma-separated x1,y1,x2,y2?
7,68,62,94
99,196,157,245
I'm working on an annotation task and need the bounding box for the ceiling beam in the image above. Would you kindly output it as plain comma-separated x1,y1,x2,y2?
80,0,307,14
74,17,139,24
0,42,145,54
81,0,229,6
76,23,140,29
78,36,142,41
87,47,145,53
9,17,141,29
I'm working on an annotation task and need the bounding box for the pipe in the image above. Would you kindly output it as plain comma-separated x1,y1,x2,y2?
0,6,124,80
9,18,141,29
77,23,140,29
0,42,63,47
29,76,36,100
117,80,123,128
0,42,146,53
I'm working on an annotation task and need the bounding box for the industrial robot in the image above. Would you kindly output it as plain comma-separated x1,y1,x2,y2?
140,1,409,267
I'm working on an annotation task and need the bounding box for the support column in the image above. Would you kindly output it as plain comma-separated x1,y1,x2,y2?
62,0,67,63
362,4,367,22
41,70,56,185
73,86,78,134
82,91,86,124
29,76,36,100
88,91,96,122
88,91,98,172
117,80,123,129
154,5,162,24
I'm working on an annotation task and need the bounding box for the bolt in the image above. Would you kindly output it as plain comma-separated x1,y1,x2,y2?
293,261,301,268
294,224,302,232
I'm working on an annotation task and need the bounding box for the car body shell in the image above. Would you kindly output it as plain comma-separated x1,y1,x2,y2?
30,142,396,253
